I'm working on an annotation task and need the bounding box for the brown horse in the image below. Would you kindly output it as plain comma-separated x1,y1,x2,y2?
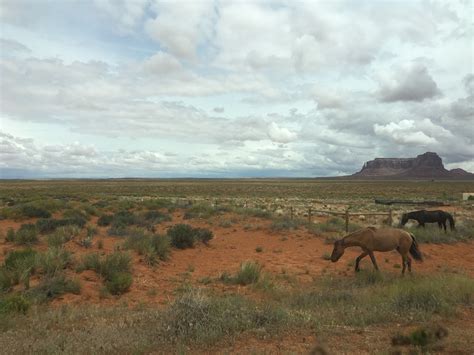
330,227,423,274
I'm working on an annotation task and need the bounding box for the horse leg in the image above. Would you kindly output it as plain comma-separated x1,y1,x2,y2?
368,251,379,271
355,251,368,272
407,256,412,273
438,221,442,230
401,255,407,275
443,221,447,233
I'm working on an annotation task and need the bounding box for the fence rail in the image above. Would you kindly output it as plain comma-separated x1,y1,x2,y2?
163,197,394,233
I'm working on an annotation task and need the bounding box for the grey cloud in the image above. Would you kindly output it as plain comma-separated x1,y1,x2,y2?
378,64,442,102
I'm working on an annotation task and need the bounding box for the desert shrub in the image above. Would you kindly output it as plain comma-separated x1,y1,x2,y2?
270,216,301,231
142,198,174,210
77,253,101,273
124,228,170,265
19,205,51,218
4,249,37,274
5,228,15,242
46,225,80,247
99,252,132,281
183,204,218,220
13,224,38,245
36,248,72,277
235,261,262,285
84,205,98,216
113,210,137,225
0,268,14,292
151,235,171,260
0,294,30,315
77,252,132,294
193,228,213,245
167,224,213,249
97,214,113,226
27,274,81,302
36,217,86,234
86,225,97,237
168,224,196,249
63,209,88,220
143,210,172,223
0,250,35,291
105,272,133,295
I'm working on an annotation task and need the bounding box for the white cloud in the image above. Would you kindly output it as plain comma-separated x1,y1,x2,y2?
374,120,438,145
1,0,473,177
267,122,297,143
145,0,216,60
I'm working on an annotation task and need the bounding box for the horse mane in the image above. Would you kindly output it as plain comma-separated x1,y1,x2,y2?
342,227,376,244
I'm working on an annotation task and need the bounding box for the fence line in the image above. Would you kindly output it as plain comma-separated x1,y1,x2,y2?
159,196,393,233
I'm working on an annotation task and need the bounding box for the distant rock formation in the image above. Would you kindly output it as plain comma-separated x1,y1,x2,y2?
352,152,474,179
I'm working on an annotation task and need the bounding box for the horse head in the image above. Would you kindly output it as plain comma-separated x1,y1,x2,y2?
330,239,345,262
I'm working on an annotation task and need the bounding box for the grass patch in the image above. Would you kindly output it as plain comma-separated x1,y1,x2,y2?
406,220,474,244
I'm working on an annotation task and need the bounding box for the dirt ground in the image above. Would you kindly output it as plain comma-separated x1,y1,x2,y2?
2,212,474,306
2,211,474,354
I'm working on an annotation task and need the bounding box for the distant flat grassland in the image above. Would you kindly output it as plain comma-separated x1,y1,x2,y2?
1,179,473,201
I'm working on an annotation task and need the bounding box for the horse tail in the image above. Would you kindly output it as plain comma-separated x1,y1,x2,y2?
447,213,455,231
409,234,423,261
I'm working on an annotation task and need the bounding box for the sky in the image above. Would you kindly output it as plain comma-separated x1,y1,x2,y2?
0,0,473,178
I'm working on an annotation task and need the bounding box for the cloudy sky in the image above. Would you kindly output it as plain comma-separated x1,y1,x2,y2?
0,0,472,178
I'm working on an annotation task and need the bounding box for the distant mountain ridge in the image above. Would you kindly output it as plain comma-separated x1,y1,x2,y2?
351,152,474,179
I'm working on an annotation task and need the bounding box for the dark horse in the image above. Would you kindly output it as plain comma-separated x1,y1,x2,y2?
401,210,455,232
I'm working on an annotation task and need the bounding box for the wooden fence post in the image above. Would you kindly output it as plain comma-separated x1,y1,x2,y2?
290,206,294,220
308,207,312,224
388,209,393,226
345,209,349,233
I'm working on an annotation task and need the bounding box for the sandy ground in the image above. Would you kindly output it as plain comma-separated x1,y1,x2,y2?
1,211,474,353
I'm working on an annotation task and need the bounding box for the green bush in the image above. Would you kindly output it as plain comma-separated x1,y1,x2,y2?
77,253,101,273
0,294,30,314
36,217,86,234
270,217,300,231
14,224,38,245
151,234,171,261
0,268,14,292
105,272,133,295
100,252,132,281
36,248,72,277
63,209,88,221
194,228,213,245
183,204,219,220
167,224,213,249
124,229,170,265
4,249,37,278
143,210,172,223
97,214,113,226
46,225,80,247
27,274,81,302
168,224,196,249
5,228,15,242
235,261,262,285
19,205,51,218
